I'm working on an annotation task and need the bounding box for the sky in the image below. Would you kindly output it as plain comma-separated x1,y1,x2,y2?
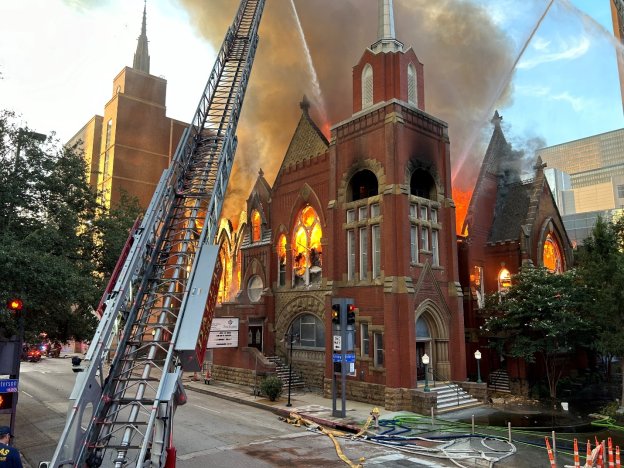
1,0,623,204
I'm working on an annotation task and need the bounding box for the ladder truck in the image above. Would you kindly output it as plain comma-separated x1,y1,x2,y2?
49,1,265,466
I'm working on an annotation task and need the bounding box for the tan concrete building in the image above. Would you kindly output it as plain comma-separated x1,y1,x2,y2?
537,128,624,213
68,3,187,209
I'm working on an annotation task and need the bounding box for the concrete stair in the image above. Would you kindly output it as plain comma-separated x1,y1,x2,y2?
489,369,511,393
429,383,481,413
267,356,305,390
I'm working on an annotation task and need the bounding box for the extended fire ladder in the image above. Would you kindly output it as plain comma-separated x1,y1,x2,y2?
49,1,265,466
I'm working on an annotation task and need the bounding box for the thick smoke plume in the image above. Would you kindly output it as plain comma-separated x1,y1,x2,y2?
178,0,518,220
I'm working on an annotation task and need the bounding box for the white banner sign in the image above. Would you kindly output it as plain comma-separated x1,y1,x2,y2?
207,331,239,348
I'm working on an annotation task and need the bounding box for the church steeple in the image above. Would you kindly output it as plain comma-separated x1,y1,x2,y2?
370,0,404,54
133,1,150,74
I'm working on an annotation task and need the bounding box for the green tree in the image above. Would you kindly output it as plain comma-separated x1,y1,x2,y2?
483,267,589,403
0,110,100,342
576,215,624,409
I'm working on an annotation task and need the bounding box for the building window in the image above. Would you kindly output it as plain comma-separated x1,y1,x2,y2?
407,63,417,106
291,313,325,349
617,185,624,198
278,234,286,287
360,323,369,357
347,230,355,281
374,332,384,367
432,230,439,266
292,205,323,286
420,206,428,220
347,209,355,223
251,210,262,242
348,170,378,202
372,224,381,278
103,118,113,177
358,206,368,221
431,208,438,223
362,64,373,109
247,275,263,303
498,268,512,293
421,226,429,251
471,265,485,309
410,169,437,200
371,203,380,218
359,227,368,280
410,225,419,263
409,203,417,218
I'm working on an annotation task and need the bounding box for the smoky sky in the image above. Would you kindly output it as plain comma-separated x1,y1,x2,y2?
180,0,519,216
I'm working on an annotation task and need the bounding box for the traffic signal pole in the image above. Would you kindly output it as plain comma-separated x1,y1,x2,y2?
331,298,354,418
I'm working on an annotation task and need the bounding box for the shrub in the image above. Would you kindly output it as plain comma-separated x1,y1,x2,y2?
260,376,283,401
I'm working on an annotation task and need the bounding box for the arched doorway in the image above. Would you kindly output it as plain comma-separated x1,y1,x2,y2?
415,301,451,385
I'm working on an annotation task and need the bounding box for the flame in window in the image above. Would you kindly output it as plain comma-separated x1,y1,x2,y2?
251,210,261,242
543,233,563,273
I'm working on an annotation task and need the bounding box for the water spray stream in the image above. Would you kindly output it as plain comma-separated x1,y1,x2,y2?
289,0,329,127
452,0,555,188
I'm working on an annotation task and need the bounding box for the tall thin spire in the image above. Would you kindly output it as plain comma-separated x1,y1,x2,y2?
133,0,150,73
371,0,404,54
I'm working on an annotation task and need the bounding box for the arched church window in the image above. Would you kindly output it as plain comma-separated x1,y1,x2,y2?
543,233,563,273
217,242,232,304
348,170,378,202
251,210,261,242
410,169,437,200
362,64,373,109
498,268,511,293
292,205,323,286
277,234,287,287
291,313,325,349
408,63,417,107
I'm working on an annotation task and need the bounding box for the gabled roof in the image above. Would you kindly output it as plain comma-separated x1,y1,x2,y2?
488,181,532,243
280,96,329,170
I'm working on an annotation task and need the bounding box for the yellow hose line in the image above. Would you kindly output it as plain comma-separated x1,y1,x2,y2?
283,412,364,467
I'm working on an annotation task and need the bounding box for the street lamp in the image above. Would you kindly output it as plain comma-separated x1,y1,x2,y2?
284,326,299,407
474,350,482,384
422,353,430,392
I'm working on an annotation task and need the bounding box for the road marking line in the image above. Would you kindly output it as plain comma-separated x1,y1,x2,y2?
191,404,221,414
22,391,33,398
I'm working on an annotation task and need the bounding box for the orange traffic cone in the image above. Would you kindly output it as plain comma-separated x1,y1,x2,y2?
574,438,580,468
597,437,605,468
616,446,621,468
587,440,593,468
545,436,557,468
609,438,615,468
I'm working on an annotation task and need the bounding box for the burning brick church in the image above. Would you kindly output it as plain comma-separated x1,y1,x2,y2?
207,1,571,410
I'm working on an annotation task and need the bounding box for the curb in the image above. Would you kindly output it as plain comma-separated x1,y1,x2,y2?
184,384,362,434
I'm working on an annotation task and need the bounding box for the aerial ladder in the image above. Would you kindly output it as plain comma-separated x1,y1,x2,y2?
48,0,265,466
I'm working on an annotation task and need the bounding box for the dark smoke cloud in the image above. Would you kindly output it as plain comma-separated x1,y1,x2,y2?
178,0,518,217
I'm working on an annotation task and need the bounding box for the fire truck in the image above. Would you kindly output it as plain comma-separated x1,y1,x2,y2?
47,1,265,466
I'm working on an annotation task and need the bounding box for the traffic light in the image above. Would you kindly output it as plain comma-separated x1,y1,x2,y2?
7,298,23,311
0,392,14,410
347,303,356,325
331,304,340,324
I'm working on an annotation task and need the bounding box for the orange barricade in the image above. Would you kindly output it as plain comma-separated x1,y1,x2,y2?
546,436,557,468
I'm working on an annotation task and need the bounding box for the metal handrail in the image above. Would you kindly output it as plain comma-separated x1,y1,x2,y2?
428,367,462,406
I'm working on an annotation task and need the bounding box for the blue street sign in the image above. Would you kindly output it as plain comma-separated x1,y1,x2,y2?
333,353,356,363
0,379,18,393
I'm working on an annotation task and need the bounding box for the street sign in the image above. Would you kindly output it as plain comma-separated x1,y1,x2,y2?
332,353,342,362
0,379,18,393
345,353,355,363
333,335,341,351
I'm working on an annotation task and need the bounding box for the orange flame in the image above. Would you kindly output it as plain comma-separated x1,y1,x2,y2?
453,188,472,235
